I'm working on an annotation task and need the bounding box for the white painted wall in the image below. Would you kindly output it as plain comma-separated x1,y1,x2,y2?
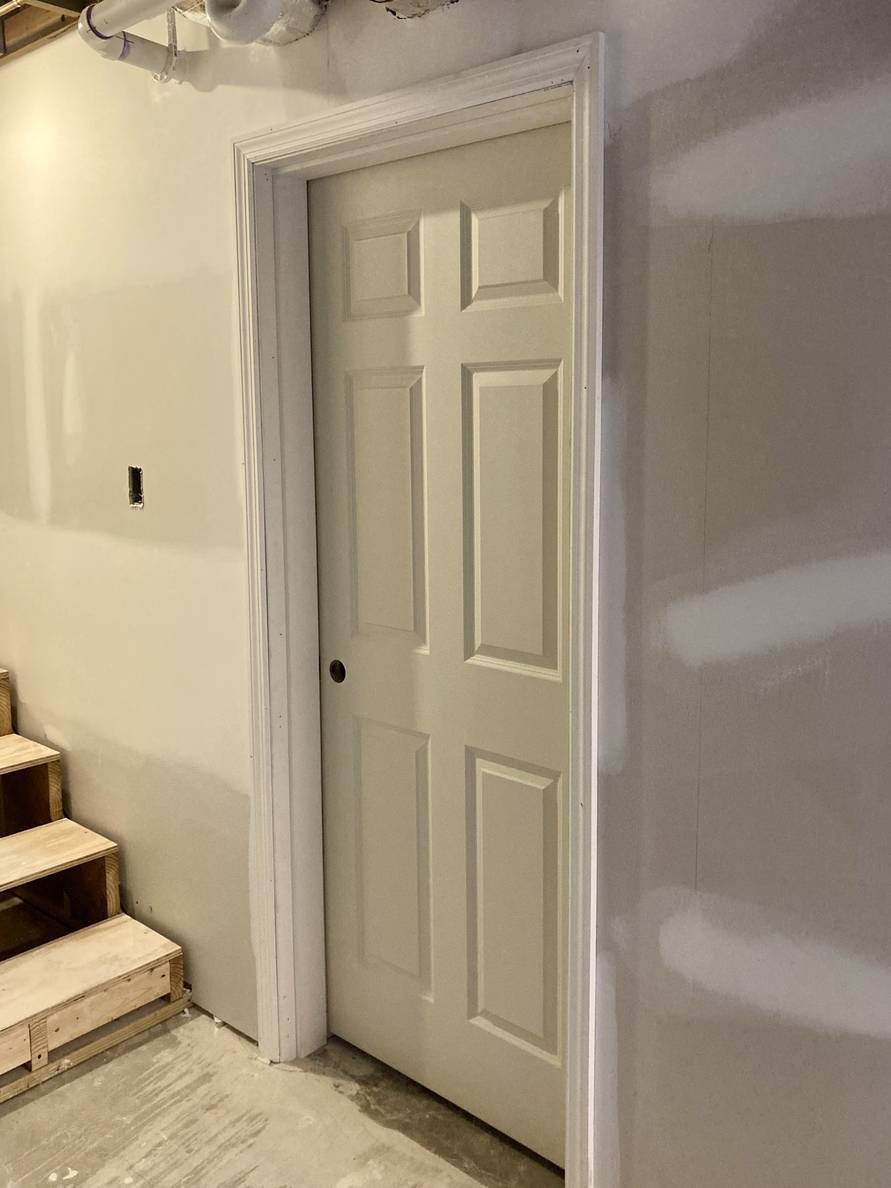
1,0,889,1182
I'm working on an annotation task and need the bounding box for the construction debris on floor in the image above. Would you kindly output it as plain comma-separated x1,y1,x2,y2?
0,1009,563,1187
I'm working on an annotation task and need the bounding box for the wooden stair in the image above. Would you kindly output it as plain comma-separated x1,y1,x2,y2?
0,733,60,773
0,819,117,896
0,668,188,1101
0,729,63,834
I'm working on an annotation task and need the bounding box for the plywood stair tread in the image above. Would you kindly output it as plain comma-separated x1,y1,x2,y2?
0,734,59,775
0,914,181,1034
0,819,116,895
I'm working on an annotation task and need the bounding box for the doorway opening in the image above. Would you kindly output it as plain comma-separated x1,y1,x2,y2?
235,34,603,1186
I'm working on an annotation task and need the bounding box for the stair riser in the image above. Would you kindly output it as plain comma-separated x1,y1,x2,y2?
0,950,182,1083
0,1025,28,1076
0,894,67,961
1,762,63,835
15,855,120,928
0,993,190,1102
50,962,171,1049
0,677,10,737
0,953,184,1079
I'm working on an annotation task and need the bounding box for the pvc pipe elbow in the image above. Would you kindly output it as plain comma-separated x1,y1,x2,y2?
78,5,125,57
78,5,187,80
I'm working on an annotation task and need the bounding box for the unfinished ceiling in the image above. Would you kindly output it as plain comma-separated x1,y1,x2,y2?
0,0,84,64
0,0,455,66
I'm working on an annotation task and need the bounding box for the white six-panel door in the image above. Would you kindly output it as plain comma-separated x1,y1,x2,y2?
309,122,572,1165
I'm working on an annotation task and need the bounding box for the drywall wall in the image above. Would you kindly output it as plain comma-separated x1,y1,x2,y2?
0,0,889,1182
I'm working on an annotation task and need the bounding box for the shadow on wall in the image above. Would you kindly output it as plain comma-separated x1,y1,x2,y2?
598,0,891,1186
0,269,243,552
637,0,891,174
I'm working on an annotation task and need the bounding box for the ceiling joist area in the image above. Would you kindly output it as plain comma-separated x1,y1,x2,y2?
0,0,457,70
0,0,86,66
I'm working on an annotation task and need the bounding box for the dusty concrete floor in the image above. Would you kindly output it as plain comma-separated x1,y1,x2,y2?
0,1010,563,1188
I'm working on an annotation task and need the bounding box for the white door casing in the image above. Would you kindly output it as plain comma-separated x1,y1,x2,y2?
311,124,572,1164
234,34,603,1187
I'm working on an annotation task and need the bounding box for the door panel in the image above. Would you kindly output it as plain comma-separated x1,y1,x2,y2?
347,368,427,643
310,122,572,1165
356,717,431,988
462,361,562,672
345,210,423,320
466,748,562,1055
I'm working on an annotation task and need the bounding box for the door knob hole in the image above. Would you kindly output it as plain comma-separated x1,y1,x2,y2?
329,659,347,683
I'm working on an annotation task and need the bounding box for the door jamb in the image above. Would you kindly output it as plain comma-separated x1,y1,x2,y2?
234,34,604,1186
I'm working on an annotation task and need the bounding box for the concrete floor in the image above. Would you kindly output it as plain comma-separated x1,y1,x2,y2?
0,1010,563,1188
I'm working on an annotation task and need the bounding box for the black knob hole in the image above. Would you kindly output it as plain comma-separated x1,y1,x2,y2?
329,659,347,684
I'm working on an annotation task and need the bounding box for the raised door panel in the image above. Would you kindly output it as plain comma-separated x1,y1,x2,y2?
347,369,428,645
461,196,563,309
462,362,562,675
466,749,561,1058
355,718,432,993
344,211,422,320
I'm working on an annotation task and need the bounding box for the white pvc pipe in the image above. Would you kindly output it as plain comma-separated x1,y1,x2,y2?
78,0,309,77
83,0,169,36
78,0,188,82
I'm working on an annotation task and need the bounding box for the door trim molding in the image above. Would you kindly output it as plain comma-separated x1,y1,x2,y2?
234,35,604,1186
